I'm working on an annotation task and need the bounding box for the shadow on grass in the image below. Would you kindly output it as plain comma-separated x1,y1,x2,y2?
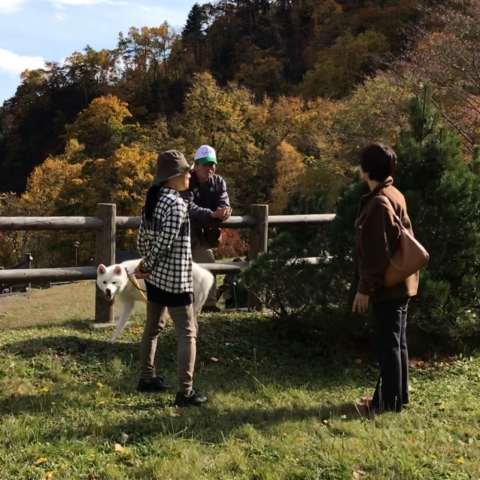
1,313,378,424
1,381,366,445
2,334,140,361
108,402,366,445
4,311,376,356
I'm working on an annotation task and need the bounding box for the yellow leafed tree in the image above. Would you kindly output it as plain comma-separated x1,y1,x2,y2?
270,141,306,214
64,144,156,216
64,94,135,159
18,142,85,267
19,95,158,266
22,139,84,215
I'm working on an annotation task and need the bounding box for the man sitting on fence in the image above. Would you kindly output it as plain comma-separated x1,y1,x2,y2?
181,145,232,313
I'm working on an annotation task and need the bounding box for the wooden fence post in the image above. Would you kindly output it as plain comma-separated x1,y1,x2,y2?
95,203,116,323
248,204,269,311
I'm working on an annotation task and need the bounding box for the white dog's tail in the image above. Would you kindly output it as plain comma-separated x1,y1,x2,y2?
193,263,215,314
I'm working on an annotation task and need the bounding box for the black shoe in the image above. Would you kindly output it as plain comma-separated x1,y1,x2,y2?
137,377,171,393
173,389,208,407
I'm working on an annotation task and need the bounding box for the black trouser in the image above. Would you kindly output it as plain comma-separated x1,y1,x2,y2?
371,297,410,412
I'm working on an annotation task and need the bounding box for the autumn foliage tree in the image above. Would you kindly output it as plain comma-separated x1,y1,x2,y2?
22,143,84,215
0,0,443,196
2,0,470,272
173,72,263,210
64,95,135,159
396,1,480,153
17,95,158,266
269,142,306,214
300,31,390,99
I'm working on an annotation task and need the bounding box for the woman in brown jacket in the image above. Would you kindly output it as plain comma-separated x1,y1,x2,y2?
352,144,419,414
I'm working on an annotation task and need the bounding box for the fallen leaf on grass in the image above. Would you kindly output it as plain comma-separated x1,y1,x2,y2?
199,357,219,367
45,472,54,479
35,457,47,466
114,443,125,453
435,402,446,411
457,458,465,464
353,470,365,479
17,384,29,395
354,359,363,364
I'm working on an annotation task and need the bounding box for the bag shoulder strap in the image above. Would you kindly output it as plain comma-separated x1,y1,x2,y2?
380,192,404,227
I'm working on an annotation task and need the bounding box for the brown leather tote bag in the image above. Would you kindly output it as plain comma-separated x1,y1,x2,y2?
383,196,429,288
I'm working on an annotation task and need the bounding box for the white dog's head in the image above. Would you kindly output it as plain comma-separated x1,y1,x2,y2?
96,264,127,301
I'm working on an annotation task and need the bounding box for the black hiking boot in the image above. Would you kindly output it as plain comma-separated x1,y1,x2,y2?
173,389,208,407
137,377,171,393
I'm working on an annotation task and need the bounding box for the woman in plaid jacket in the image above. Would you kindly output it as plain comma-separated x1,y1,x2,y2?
135,150,207,408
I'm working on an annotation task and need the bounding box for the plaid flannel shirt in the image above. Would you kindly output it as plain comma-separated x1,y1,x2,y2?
137,187,193,294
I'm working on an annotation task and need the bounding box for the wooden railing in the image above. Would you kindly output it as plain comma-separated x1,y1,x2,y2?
0,203,335,321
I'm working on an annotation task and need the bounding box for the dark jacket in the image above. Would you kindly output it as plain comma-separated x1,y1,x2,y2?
181,171,230,246
353,177,419,303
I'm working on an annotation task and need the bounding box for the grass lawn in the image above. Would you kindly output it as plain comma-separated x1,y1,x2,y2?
1,282,480,479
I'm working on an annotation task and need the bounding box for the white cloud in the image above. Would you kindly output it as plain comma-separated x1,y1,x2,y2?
0,48,45,76
55,11,66,20
140,5,164,12
0,0,25,12
50,0,115,5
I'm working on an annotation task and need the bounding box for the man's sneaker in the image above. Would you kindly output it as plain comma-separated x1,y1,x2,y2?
173,389,208,407
201,305,221,313
137,377,171,393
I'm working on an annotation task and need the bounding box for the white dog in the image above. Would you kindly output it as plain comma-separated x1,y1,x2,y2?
96,260,215,344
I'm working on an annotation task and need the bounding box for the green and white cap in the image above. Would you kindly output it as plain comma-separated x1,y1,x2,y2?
194,145,217,164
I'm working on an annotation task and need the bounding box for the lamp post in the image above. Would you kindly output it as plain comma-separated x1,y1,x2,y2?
73,241,80,266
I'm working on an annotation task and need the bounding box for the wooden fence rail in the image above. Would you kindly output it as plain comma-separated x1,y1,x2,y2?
0,263,252,284
0,203,335,320
0,214,334,231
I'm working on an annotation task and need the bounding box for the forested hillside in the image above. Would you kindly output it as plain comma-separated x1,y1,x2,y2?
2,0,480,269
0,0,438,194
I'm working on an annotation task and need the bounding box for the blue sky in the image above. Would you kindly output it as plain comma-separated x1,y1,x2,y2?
0,0,197,104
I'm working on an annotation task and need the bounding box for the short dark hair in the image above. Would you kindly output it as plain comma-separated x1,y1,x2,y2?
360,144,397,182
